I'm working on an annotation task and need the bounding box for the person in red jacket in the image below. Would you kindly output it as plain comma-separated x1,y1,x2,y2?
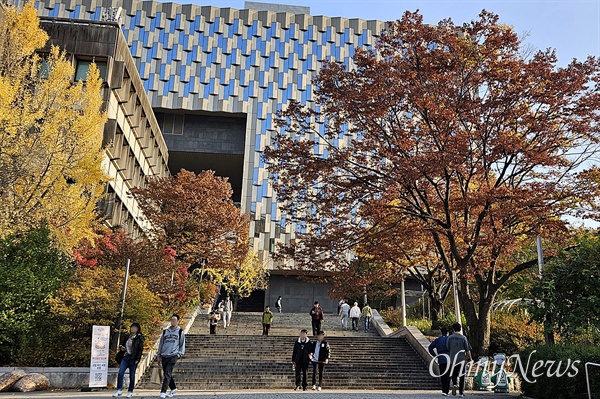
309,301,324,337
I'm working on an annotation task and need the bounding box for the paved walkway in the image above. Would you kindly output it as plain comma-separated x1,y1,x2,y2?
0,390,520,399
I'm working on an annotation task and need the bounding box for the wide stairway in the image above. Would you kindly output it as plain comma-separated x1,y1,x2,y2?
138,312,439,390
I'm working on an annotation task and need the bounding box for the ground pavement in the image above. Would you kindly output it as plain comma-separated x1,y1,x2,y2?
0,389,521,399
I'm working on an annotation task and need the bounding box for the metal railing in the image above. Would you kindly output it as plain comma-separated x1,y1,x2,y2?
586,362,600,399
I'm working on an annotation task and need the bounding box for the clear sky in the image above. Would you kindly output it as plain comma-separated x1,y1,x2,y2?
159,0,600,67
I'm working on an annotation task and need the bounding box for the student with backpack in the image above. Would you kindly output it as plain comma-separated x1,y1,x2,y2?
157,314,185,398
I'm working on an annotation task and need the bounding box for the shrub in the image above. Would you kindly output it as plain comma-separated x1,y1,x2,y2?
489,312,544,355
519,344,600,399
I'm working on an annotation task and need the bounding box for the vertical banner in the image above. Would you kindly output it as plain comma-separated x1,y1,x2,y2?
89,325,110,387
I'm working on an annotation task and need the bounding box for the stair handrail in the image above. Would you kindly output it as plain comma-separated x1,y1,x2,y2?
586,362,600,399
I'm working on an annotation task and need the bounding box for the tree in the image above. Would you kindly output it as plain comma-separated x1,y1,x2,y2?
213,253,269,310
264,11,600,355
0,224,73,365
46,266,162,366
0,3,107,248
73,228,197,314
529,233,600,343
131,169,250,271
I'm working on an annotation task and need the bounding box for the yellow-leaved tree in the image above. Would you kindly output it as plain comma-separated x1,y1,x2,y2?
0,3,107,248
211,253,269,310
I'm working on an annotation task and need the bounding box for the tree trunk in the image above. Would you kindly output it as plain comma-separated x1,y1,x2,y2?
429,294,443,330
459,276,495,358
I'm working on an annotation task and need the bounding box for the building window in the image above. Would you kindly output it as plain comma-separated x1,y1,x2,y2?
75,59,107,81
156,112,185,135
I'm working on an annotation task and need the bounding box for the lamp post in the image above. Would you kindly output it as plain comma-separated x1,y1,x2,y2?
114,258,130,351
452,269,461,324
401,278,407,327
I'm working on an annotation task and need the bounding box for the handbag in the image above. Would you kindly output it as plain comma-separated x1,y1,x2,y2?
115,349,125,364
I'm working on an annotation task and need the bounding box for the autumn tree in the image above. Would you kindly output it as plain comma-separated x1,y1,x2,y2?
0,3,107,248
74,228,197,314
213,253,269,310
264,11,600,355
131,169,250,271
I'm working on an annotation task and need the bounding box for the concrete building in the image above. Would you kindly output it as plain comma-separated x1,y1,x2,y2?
38,17,170,238
29,0,422,312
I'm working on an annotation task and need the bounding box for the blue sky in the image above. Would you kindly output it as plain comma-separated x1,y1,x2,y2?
161,0,600,67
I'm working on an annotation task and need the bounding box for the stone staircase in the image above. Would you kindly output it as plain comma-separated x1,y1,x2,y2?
138,312,438,390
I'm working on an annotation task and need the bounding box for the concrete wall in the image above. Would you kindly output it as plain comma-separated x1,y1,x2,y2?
265,275,338,314
158,112,246,154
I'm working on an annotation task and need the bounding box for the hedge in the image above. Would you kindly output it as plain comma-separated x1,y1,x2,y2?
519,344,600,399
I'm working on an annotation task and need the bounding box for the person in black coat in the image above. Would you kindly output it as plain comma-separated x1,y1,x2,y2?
309,330,331,391
292,329,312,391
113,323,144,398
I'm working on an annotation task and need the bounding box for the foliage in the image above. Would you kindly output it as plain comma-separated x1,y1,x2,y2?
213,253,269,309
44,266,163,366
0,224,73,365
131,169,250,270
74,228,197,315
489,312,544,355
519,344,600,399
264,10,600,356
381,307,463,334
0,3,107,248
529,233,600,343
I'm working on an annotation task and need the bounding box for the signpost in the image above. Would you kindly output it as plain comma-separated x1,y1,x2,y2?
89,325,110,388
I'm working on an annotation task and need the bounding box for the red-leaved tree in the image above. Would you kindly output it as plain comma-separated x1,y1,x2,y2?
264,11,600,355
130,169,250,272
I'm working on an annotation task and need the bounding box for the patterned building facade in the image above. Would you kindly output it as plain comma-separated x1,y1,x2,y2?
38,18,171,238
30,0,386,270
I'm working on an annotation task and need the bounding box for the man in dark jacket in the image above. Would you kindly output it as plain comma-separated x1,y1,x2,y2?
309,301,324,336
291,329,311,391
309,330,331,391
428,326,451,396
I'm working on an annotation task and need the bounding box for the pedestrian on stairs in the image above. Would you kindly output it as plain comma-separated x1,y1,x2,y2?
157,314,185,398
208,310,220,335
113,323,144,398
309,330,330,391
350,302,361,331
339,300,350,330
292,329,311,391
362,303,373,332
218,295,233,329
275,296,283,313
262,305,274,335
309,301,324,336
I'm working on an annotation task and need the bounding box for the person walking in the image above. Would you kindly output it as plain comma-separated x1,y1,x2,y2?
309,301,324,336
446,323,472,397
428,327,451,396
219,295,233,329
275,296,283,313
262,305,274,335
157,314,185,398
362,303,373,332
309,331,331,391
113,323,144,398
339,300,350,330
349,302,361,331
291,329,311,391
208,310,220,335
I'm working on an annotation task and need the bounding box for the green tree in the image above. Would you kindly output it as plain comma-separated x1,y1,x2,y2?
529,233,600,343
0,224,72,365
